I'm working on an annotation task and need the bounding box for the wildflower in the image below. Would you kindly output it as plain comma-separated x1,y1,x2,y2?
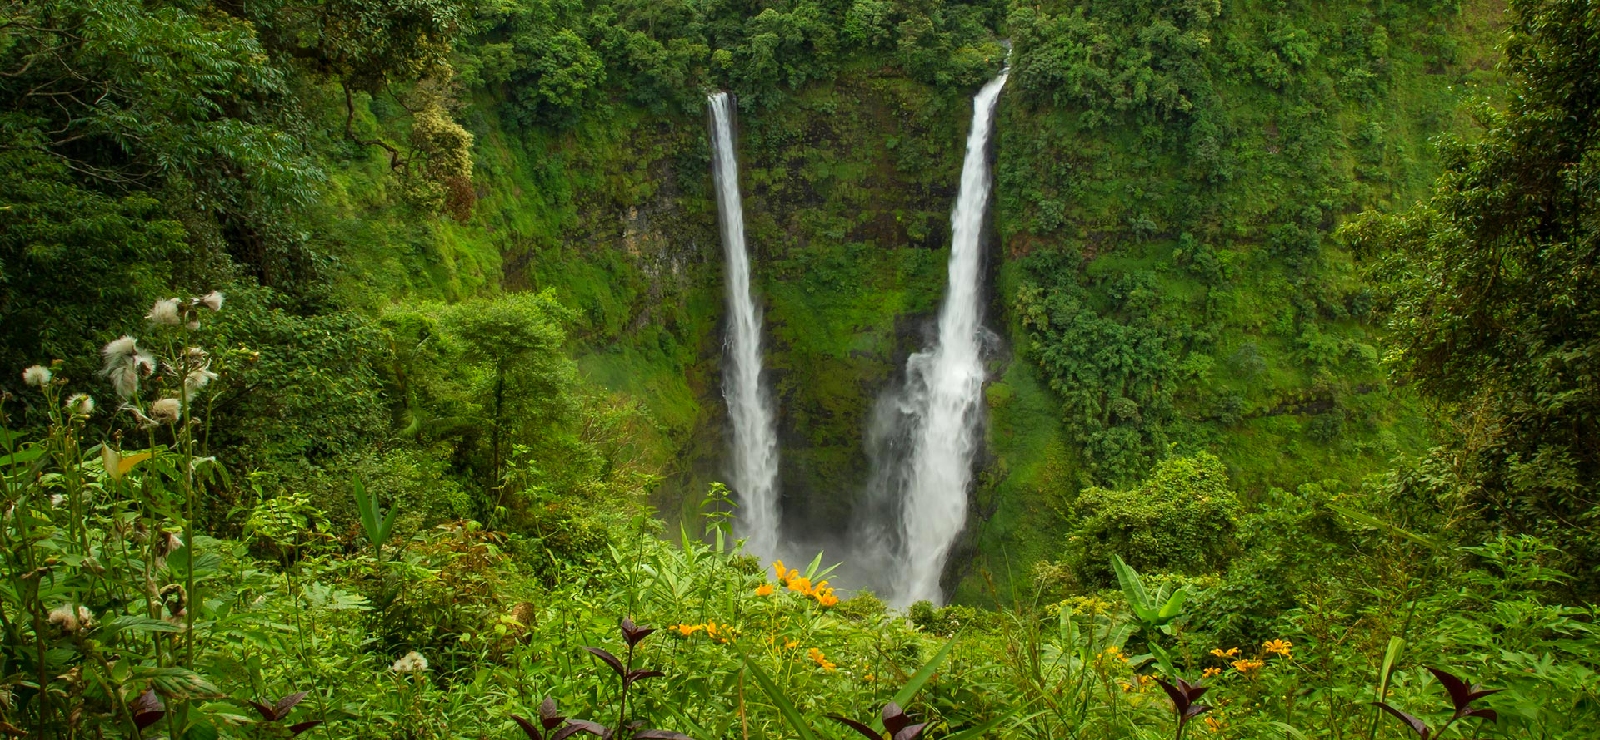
22,365,51,387
150,398,182,424
1262,639,1293,658
772,560,787,583
65,394,94,416
1210,647,1240,659
183,366,217,401
1104,645,1127,662
784,638,799,649
814,587,839,608
755,583,774,597
1202,667,1221,679
1204,716,1224,733
673,624,703,637
48,604,94,634
50,494,64,508
807,647,836,671
1231,658,1264,675
391,651,428,674
147,298,184,326
100,336,154,399
200,291,224,312
787,576,813,596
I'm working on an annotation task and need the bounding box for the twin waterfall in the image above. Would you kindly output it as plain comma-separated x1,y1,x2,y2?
892,67,1010,605
706,66,1008,605
708,92,781,560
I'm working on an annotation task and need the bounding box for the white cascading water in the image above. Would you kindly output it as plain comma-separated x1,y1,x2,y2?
893,66,1009,606
708,92,781,559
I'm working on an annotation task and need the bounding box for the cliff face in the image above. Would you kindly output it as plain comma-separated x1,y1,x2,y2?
322,0,1502,601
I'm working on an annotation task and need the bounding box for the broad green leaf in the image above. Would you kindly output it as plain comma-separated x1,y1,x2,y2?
1377,636,1405,697
887,634,961,722
738,650,820,740
1157,587,1188,620
1111,555,1154,618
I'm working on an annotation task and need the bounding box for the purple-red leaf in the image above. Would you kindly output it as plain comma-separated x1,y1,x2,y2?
1374,702,1432,740
891,722,928,740
554,719,610,739
883,702,910,735
288,720,323,736
246,701,278,722
1425,667,1501,716
131,690,166,730
583,646,627,678
626,669,665,685
826,714,884,740
1154,678,1190,714
634,730,693,740
1183,704,1213,721
620,617,656,647
512,715,544,739
540,698,566,730
1460,707,1500,724
274,691,309,720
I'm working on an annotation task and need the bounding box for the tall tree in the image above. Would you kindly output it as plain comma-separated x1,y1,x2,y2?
1348,0,1600,582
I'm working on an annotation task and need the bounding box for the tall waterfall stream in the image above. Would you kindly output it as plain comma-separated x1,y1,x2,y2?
708,92,781,560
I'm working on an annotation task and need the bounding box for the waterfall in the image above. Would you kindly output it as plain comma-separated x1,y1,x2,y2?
889,66,1009,606
708,92,781,559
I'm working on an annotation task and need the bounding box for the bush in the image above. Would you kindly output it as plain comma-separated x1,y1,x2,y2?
1065,452,1240,585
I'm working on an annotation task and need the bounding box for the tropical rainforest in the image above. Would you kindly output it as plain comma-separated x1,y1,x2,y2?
1,0,1597,735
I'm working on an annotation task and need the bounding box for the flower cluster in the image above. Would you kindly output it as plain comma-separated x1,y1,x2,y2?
1231,659,1264,674
672,622,736,643
771,560,839,607
806,647,837,672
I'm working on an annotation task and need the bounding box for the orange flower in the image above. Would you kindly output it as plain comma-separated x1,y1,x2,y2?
1202,667,1221,679
1231,658,1264,674
1210,647,1240,659
806,647,837,672
674,624,704,637
1262,639,1293,658
787,576,813,596
755,583,774,597
772,560,788,582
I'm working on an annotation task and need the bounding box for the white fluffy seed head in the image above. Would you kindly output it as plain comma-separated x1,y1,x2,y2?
200,291,224,312
150,398,182,424
22,365,51,387
48,604,92,634
66,394,94,416
390,651,428,674
183,366,218,401
147,298,184,326
101,336,153,399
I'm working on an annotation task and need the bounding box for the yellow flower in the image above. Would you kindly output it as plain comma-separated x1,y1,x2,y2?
773,560,787,582
1231,658,1264,674
1104,645,1126,662
864,673,875,682
787,577,813,596
1210,647,1240,659
674,624,704,637
1204,716,1224,733
756,583,774,597
1202,667,1221,679
1263,639,1293,658
785,638,799,649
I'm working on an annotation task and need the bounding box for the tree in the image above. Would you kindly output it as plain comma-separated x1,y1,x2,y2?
1346,0,1600,584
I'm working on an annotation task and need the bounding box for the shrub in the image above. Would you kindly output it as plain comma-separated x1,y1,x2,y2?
1065,452,1240,585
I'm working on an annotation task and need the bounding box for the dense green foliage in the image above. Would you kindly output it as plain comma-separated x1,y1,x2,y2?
2,0,1598,736
1348,0,1600,589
